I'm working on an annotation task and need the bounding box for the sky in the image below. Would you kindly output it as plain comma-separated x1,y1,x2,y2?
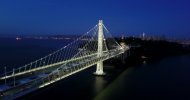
0,0,190,38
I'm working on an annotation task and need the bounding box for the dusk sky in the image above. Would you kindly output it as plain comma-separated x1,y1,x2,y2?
0,0,190,38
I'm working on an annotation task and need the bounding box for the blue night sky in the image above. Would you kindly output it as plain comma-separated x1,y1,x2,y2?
0,0,190,38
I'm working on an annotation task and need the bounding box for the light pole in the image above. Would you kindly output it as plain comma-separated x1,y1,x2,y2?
13,68,15,87
4,66,7,85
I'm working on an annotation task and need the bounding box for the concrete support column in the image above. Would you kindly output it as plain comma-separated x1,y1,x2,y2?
94,20,106,76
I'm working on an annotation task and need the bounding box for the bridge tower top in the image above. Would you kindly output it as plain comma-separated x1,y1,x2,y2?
99,20,103,24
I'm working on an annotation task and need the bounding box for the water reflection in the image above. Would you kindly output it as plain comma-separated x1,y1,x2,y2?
143,60,146,64
94,76,105,93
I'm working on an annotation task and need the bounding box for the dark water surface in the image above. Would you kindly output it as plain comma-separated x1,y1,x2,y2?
0,38,190,100
95,55,190,100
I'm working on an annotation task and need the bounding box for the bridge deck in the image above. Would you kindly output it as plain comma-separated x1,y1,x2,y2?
0,49,124,99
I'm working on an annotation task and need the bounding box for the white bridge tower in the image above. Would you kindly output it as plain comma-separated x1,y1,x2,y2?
94,20,106,75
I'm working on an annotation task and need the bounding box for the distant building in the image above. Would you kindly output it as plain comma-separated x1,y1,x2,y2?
142,32,145,40
140,32,145,40
121,34,125,40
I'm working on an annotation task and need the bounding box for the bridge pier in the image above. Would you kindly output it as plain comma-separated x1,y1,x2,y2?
94,20,106,76
94,61,105,75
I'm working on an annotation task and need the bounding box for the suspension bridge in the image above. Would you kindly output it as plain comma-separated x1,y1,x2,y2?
0,20,129,99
